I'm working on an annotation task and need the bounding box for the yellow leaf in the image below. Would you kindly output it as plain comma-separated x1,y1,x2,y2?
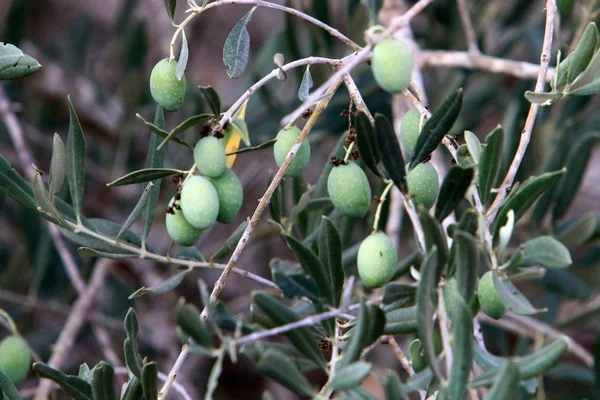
223,100,248,168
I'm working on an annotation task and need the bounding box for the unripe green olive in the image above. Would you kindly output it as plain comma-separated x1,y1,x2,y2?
273,126,311,177
401,108,421,159
327,161,372,218
194,136,227,178
478,271,507,320
149,58,186,112
0,336,31,384
357,232,397,288
180,176,220,229
371,39,413,93
409,339,427,372
166,197,203,247
444,277,480,318
209,168,243,224
407,162,439,210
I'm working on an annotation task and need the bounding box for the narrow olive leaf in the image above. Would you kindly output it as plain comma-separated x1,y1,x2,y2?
0,43,41,80
141,362,158,400
157,114,214,150
223,7,257,78
175,299,211,348
129,269,190,299
330,362,373,391
339,301,386,368
257,348,315,398
382,372,407,400
162,0,176,21
567,45,600,95
318,217,344,307
32,172,70,228
298,65,314,101
354,111,382,178
555,22,598,89
472,344,537,394
454,231,478,304
210,218,248,261
411,88,463,167
253,292,326,368
493,169,565,239
271,259,320,301
384,305,418,335
435,165,474,221
91,362,117,400
66,96,86,225
107,168,182,187
464,131,482,163
78,247,136,259
416,247,444,383
231,117,251,146
282,234,333,306
448,296,473,400
135,113,193,150
226,138,276,155
49,133,66,200
198,85,222,117
553,132,600,220
175,30,188,81
205,350,224,400
0,156,37,211
418,207,449,272
0,368,21,400
478,126,504,207
492,273,543,315
524,91,563,105
518,236,572,269
555,211,597,248
124,309,144,377
485,361,520,400
375,114,406,188
33,363,92,400
121,376,143,400
115,182,152,242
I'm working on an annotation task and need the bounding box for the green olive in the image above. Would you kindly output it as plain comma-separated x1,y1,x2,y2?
194,136,227,178
209,168,243,224
371,38,413,93
273,126,311,177
357,232,397,288
166,197,203,247
180,176,220,229
444,277,480,319
149,58,186,112
0,336,31,384
409,339,427,372
478,271,507,320
407,162,439,210
327,161,371,218
401,108,421,159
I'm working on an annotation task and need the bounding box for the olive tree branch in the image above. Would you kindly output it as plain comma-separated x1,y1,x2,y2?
456,0,480,55
487,0,558,220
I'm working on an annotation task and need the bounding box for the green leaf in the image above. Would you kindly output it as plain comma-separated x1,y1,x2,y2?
257,348,315,398
411,88,463,167
163,0,176,21
175,31,188,81
66,96,86,225
416,247,444,383
175,299,211,348
448,296,473,400
318,217,344,307
555,211,598,248
32,172,70,228
485,361,520,400
518,236,572,269
116,182,152,241
59,218,145,255
121,376,143,400
383,282,416,305
78,247,136,259
0,368,21,400
124,308,144,377
354,111,382,178
478,126,504,207
492,272,543,315
91,362,117,400
135,113,193,150
129,269,190,299
223,7,256,78
434,165,474,221
555,22,598,89
0,42,41,80
271,259,320,301
141,362,158,400
524,91,563,105
375,114,406,189
107,168,182,187
252,292,326,368
339,301,385,368
210,218,248,261
157,114,214,150
330,362,372,391
553,132,600,220
33,363,92,400
205,350,224,400
382,371,407,400
231,117,251,146
464,131,482,163
298,66,314,101
199,85,222,117
453,231,478,305
383,305,418,335
418,207,449,273
493,169,566,239
226,138,277,155
49,133,66,200
0,156,37,211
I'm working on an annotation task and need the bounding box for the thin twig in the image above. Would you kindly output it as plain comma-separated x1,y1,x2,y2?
487,0,558,220
158,345,190,400
115,367,192,400
456,0,480,54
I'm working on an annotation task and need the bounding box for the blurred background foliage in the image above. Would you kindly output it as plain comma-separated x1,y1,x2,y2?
1,0,600,398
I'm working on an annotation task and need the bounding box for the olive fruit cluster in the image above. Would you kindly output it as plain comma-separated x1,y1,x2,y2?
372,38,413,93
166,136,243,247
0,335,31,384
273,126,311,177
150,58,187,112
